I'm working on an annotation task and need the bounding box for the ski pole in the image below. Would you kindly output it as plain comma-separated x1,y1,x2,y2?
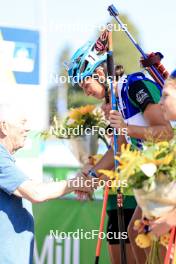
95,184,109,264
87,27,111,264
107,27,127,264
95,43,111,263
92,26,126,264
107,4,165,87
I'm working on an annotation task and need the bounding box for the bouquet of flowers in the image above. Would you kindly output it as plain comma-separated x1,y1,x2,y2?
133,218,171,264
99,136,176,263
49,104,107,139
115,139,176,219
42,105,108,165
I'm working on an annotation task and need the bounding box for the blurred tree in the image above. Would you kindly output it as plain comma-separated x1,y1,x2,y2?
112,14,141,73
49,46,71,123
67,90,100,108
48,85,57,124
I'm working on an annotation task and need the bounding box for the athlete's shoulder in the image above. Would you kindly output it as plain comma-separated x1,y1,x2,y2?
127,72,146,85
127,73,160,112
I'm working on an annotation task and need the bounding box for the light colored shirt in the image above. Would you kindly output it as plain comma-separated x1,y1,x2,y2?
0,144,34,264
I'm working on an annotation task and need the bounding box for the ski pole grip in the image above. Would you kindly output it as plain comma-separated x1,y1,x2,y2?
107,52,114,79
108,4,119,17
107,30,115,79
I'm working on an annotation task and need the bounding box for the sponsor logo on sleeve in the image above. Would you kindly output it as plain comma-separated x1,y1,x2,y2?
136,89,149,104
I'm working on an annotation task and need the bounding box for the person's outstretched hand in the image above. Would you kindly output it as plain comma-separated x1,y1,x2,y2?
74,166,98,200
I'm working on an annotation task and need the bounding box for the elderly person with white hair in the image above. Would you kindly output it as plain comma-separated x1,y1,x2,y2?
0,103,93,264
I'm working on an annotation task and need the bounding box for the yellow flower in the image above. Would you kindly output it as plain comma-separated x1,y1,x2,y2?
91,154,103,165
156,141,169,148
115,147,144,179
160,233,170,247
98,170,119,180
154,153,174,166
69,105,95,120
79,105,95,115
135,234,152,248
69,109,82,120
120,143,131,153
134,219,142,230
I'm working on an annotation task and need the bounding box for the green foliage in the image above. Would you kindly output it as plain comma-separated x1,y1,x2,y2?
48,86,58,124
112,14,141,73
49,46,70,123
67,90,100,108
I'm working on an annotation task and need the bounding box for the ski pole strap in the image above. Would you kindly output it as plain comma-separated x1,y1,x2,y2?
117,192,123,207
104,82,110,104
141,52,163,67
141,52,169,80
107,51,114,78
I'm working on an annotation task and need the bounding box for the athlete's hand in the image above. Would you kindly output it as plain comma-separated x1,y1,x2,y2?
74,164,98,200
81,164,93,176
109,110,127,129
150,209,176,237
73,172,95,192
101,103,111,119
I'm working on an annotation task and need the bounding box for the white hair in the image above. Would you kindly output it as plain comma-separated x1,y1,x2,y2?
0,103,27,124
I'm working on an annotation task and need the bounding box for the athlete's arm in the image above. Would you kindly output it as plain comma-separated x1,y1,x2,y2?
127,104,173,140
128,80,173,140
110,80,173,141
